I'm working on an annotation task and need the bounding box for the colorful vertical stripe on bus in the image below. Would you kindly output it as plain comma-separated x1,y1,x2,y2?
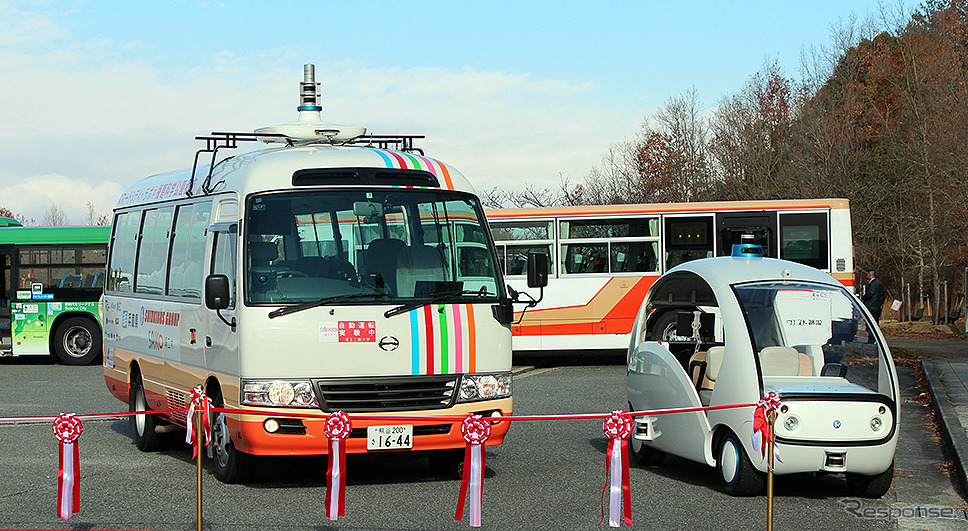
366,148,455,190
409,304,477,375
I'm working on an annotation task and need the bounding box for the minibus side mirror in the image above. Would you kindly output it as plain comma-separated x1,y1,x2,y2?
527,252,549,288
205,274,236,332
507,252,547,325
206,274,231,310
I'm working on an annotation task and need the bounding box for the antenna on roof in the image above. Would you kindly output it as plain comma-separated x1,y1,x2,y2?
254,64,366,143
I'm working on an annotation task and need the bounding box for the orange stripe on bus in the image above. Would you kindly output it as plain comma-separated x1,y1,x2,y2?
436,160,455,190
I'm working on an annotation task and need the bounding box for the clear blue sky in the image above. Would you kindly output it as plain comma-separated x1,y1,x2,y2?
0,0,919,223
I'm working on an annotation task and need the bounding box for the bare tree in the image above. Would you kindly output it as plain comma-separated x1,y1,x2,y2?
41,203,68,226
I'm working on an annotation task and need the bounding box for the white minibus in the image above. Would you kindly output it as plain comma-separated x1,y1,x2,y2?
102,65,543,482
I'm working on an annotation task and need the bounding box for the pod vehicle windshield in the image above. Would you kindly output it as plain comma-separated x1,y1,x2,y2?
626,251,898,498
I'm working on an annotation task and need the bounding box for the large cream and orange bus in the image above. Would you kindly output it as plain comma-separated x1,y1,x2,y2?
486,199,854,354
102,65,539,483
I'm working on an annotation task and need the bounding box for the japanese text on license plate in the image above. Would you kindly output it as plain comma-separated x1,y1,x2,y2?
367,424,413,450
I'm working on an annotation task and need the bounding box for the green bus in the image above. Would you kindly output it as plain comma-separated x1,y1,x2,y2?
0,217,109,365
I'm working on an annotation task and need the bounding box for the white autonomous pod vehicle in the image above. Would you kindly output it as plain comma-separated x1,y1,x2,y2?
626,242,898,497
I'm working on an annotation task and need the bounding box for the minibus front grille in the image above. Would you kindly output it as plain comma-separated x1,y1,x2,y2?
311,376,458,412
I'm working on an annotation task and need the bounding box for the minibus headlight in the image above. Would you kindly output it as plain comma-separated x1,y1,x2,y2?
268,381,295,405
871,417,882,432
242,379,319,408
457,372,512,403
292,381,315,406
783,416,799,432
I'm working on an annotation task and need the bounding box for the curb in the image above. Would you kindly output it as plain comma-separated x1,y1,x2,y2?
922,359,968,497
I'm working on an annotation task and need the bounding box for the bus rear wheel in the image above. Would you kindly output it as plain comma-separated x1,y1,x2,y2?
130,375,165,452
209,389,256,484
54,316,101,365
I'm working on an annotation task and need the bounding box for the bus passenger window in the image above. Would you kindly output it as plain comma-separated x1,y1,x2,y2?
780,213,829,270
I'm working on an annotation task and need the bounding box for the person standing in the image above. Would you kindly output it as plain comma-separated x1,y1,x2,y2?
862,270,886,321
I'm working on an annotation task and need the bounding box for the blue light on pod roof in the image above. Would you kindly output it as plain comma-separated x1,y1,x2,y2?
731,243,763,258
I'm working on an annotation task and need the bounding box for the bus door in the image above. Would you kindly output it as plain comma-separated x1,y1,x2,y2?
716,211,777,258
0,249,11,354
203,224,239,376
663,216,714,271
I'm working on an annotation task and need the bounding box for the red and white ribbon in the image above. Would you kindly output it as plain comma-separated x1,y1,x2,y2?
752,392,781,459
455,414,491,527
325,410,352,520
52,414,83,520
185,385,212,458
601,410,633,527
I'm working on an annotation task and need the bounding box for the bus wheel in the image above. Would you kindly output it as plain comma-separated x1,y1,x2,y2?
717,431,764,496
130,375,164,452
430,448,465,478
210,390,256,484
846,460,894,498
54,317,101,365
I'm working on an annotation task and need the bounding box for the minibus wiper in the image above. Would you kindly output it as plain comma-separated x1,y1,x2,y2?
384,289,496,318
268,292,389,319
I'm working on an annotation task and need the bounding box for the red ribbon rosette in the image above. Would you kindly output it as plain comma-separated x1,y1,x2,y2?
455,414,491,527
52,413,83,520
600,410,633,527
325,410,352,520
752,392,781,459
185,385,212,458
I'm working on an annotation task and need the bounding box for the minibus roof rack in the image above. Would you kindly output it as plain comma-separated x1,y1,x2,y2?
187,131,428,196
189,132,283,196
346,134,426,155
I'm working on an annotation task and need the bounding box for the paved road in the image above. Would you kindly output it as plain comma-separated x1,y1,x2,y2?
885,336,968,359
0,355,964,529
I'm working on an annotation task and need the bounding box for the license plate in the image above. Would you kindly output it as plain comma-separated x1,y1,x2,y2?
367,424,413,450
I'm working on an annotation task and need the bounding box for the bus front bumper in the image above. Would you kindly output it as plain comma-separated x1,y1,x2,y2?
229,398,513,456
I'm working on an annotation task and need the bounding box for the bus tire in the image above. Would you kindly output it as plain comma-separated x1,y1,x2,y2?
210,388,256,484
130,375,164,452
846,460,894,498
430,448,465,478
717,431,764,496
53,316,101,365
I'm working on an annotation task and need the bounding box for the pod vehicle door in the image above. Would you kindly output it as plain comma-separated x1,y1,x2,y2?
627,255,898,497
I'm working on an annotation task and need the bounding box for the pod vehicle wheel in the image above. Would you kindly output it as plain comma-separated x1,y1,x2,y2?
717,431,764,496
628,403,665,466
846,460,894,498
54,316,101,365
630,437,666,466
210,388,257,484
130,375,165,452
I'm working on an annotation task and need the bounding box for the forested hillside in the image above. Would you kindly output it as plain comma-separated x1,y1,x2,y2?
484,0,968,321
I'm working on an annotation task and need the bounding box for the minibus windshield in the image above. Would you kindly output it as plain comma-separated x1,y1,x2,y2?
245,189,501,305
733,281,893,398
